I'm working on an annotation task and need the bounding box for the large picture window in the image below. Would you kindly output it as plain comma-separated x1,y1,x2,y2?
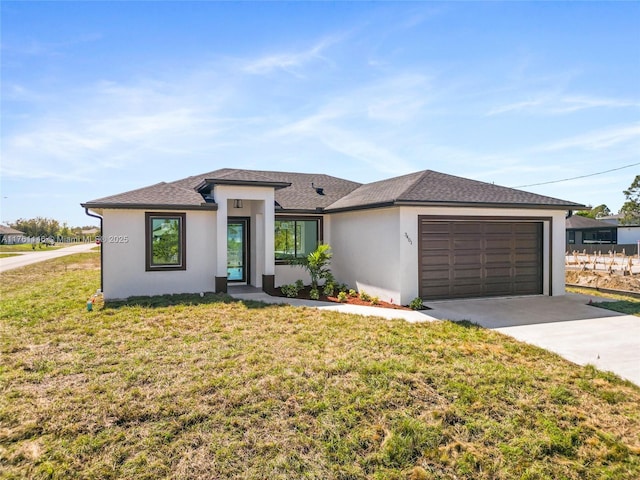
275,217,322,262
145,213,186,271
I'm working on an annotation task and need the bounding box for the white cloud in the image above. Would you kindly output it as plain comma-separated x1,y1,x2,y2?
538,123,640,152
488,93,640,116
242,36,341,76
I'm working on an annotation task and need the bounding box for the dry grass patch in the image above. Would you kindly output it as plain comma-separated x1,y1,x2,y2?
1,253,639,479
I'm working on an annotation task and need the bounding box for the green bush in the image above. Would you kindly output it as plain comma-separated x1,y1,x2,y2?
281,283,302,298
337,291,348,303
310,287,320,300
348,289,358,297
371,296,380,305
360,291,371,302
323,281,335,296
409,297,424,310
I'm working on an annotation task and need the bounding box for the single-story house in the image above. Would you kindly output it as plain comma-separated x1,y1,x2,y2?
566,214,640,254
82,169,582,303
0,225,25,245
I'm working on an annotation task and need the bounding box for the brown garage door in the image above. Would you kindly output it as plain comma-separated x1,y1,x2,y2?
419,219,543,300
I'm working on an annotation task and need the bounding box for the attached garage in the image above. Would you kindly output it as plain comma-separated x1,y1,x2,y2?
419,217,544,300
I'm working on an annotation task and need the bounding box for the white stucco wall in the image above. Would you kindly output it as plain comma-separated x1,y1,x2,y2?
329,206,568,305
618,226,640,245
102,209,217,300
329,208,403,304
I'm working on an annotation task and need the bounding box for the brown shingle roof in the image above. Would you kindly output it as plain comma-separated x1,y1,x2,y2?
0,225,24,235
566,215,614,229
326,170,583,211
172,169,362,211
82,182,212,210
84,168,583,212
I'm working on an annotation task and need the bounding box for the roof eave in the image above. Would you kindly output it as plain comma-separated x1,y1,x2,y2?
326,200,585,213
80,202,219,211
204,179,292,190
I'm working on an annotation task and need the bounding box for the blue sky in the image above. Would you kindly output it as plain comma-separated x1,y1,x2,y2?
2,1,639,227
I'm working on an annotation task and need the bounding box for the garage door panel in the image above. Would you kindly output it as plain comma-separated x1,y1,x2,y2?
420,219,542,300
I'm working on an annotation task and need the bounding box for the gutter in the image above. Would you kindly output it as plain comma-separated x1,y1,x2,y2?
84,207,103,293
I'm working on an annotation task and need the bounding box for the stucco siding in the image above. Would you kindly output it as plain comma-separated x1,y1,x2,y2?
618,226,640,245
102,209,216,299
329,208,402,303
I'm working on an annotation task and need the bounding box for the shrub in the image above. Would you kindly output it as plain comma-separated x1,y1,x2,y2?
304,244,333,291
409,297,424,310
337,291,348,303
360,291,371,302
281,283,302,298
309,287,320,300
338,283,349,293
348,289,358,297
323,281,335,297
371,296,380,305
295,279,304,290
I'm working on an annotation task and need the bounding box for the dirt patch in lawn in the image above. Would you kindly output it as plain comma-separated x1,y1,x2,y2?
566,270,640,293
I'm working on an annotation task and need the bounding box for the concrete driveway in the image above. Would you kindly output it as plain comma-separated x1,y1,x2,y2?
0,243,97,273
424,294,640,385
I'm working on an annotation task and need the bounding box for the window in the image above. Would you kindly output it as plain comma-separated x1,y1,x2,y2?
145,213,186,271
567,230,575,244
582,228,616,244
275,217,322,262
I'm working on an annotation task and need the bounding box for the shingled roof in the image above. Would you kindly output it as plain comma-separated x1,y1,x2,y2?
566,215,614,229
82,182,214,210
326,170,583,211
83,168,582,212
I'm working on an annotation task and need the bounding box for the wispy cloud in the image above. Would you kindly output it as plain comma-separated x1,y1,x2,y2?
488,93,640,116
537,123,640,151
242,35,342,77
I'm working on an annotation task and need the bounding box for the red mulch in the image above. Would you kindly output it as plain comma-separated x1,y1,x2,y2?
273,286,411,311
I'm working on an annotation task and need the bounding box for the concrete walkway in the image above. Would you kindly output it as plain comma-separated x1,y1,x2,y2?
0,243,97,273
231,291,639,385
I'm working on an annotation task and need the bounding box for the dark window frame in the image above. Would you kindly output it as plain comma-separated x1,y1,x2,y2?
567,230,576,244
582,228,617,244
275,215,323,264
145,212,187,271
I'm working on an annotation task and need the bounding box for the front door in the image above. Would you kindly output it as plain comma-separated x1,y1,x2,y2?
227,218,249,283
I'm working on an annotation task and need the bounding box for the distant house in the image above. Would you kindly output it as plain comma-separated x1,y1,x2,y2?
566,215,640,254
83,168,582,302
0,225,25,245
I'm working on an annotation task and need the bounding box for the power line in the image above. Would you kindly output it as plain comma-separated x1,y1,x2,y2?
512,162,640,188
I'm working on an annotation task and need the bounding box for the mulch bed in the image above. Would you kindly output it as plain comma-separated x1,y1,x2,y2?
272,286,412,311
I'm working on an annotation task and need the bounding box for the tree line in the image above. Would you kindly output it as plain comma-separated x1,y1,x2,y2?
8,217,100,239
575,175,639,224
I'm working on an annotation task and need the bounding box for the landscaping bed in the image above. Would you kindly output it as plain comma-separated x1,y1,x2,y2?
272,284,412,310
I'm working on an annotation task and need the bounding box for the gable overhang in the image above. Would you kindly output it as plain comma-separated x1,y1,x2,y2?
81,202,218,213
197,178,292,192
325,200,584,214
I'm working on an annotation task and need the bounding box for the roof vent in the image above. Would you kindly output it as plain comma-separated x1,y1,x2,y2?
312,182,325,195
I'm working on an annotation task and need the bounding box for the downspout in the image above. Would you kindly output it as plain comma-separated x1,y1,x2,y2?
84,207,104,293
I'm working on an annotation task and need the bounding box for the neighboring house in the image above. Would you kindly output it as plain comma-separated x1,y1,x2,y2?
0,225,25,245
82,169,582,303
566,215,640,254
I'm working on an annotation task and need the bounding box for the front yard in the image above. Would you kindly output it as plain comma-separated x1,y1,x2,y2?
1,253,639,479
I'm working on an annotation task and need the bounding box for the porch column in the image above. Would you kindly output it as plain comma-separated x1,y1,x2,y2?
215,189,228,293
262,194,276,293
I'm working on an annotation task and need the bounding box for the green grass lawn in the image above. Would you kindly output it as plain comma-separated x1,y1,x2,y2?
567,287,640,317
2,254,639,480
0,253,21,258
0,243,64,252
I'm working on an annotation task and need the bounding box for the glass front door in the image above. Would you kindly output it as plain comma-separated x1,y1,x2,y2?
227,218,248,283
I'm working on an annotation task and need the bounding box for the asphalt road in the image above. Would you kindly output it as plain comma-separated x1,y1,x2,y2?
0,243,97,273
